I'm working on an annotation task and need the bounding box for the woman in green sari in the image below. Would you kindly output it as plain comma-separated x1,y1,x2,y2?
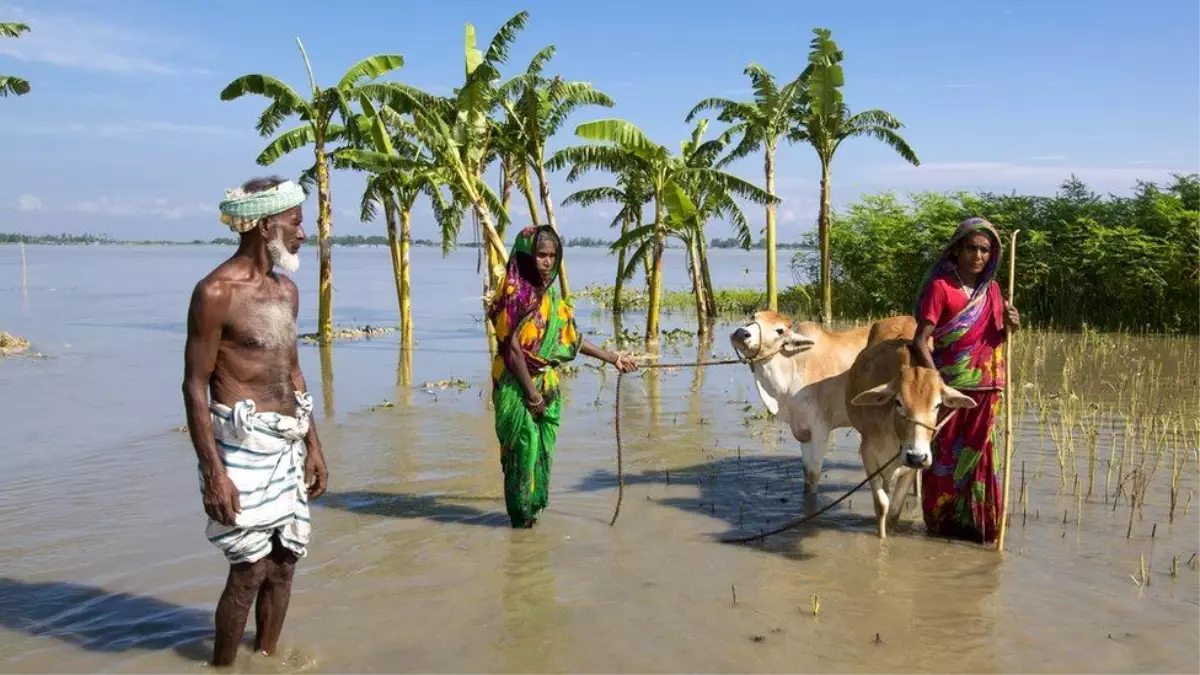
487,225,638,528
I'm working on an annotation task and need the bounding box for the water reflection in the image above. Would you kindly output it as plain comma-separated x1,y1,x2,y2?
497,535,569,673
396,346,413,405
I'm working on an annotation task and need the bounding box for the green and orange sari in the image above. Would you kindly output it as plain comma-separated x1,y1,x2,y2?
487,226,582,528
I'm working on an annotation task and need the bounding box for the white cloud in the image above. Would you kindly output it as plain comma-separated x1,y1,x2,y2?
1027,155,1068,162
0,5,199,75
70,197,205,220
17,194,42,211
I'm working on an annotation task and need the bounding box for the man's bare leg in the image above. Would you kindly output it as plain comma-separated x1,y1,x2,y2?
212,559,268,667
253,537,298,656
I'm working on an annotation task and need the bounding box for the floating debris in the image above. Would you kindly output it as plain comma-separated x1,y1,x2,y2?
298,325,398,344
421,378,471,391
0,331,31,356
369,399,396,412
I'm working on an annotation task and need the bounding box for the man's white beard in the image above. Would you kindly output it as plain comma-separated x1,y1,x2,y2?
266,232,300,273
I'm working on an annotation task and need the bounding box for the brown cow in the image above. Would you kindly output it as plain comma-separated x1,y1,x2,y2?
845,337,976,538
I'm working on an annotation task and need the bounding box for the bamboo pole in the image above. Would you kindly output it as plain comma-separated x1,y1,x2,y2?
997,229,1020,552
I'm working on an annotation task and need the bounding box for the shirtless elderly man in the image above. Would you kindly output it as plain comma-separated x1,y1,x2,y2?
182,175,328,667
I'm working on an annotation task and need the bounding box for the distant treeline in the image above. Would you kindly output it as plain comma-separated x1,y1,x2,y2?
0,232,807,249
790,174,1200,334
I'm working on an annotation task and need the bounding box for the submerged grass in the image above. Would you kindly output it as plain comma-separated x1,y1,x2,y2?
1006,325,1199,545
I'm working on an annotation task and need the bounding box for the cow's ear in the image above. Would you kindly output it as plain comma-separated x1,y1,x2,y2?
852,381,896,407
781,331,815,353
941,385,977,409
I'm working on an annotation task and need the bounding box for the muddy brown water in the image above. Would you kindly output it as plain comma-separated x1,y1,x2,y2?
1,245,1197,673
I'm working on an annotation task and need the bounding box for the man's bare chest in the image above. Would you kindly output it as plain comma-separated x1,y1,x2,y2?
224,289,297,352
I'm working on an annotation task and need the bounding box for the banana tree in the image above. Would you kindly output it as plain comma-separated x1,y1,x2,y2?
560,167,652,314
675,118,764,318
550,118,776,347
220,39,406,343
790,28,919,326
503,47,614,300
333,103,461,350
687,63,804,312
0,23,30,97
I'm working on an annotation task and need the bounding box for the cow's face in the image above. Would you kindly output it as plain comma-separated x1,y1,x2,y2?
730,311,814,361
850,366,976,469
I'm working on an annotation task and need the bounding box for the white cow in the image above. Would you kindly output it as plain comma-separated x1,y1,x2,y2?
729,311,917,492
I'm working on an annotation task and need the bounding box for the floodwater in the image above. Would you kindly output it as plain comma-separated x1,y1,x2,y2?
0,244,1197,674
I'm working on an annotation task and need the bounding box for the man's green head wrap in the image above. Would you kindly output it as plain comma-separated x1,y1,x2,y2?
218,179,307,233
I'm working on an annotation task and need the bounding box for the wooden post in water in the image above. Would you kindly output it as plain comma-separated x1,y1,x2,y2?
997,229,1020,552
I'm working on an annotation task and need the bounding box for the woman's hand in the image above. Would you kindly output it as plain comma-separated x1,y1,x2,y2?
1004,302,1021,330
611,353,639,373
526,390,547,417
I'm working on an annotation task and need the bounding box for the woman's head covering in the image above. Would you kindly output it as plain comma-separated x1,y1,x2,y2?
914,216,1004,318
491,225,563,325
510,225,563,288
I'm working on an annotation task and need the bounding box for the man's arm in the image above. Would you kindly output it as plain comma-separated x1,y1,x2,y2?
286,277,327,499
182,279,240,525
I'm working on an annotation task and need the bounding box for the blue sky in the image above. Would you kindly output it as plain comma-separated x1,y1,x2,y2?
0,0,1196,243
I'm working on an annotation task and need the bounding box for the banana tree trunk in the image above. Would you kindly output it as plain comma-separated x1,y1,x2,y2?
472,200,507,359
383,195,405,337
613,212,630,315
645,197,665,351
639,206,652,296
687,237,708,336
819,159,833,327
697,228,716,318
500,158,513,238
534,160,570,301
399,209,413,351
520,164,541,227
467,195,508,282
319,342,335,420
314,130,334,343
765,148,778,312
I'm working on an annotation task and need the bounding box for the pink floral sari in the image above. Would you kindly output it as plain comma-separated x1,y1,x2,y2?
914,217,1009,543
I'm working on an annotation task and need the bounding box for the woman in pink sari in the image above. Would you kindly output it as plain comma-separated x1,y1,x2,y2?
911,217,1020,543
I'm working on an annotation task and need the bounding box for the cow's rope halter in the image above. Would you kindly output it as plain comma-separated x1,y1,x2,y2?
896,407,958,436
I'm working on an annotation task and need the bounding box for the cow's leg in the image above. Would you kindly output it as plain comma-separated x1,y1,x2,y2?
860,439,890,538
801,423,830,493
888,467,917,525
